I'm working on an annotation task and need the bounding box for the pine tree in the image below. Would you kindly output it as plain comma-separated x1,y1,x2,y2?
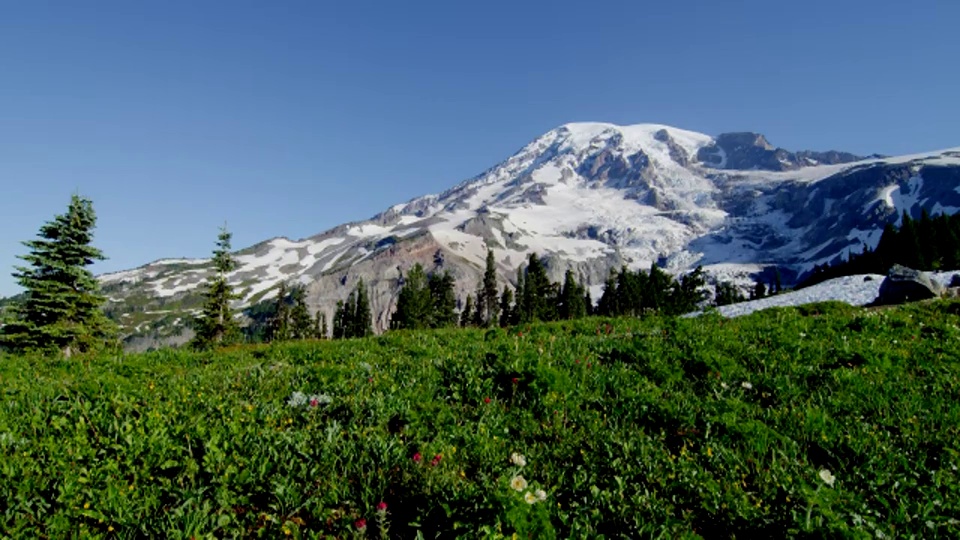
750,280,767,300
428,271,457,328
266,282,291,342
714,281,746,307
521,253,551,322
596,271,619,317
289,285,315,339
0,194,116,356
558,269,586,320
480,249,500,326
391,264,432,330
498,286,514,327
192,225,240,349
460,295,474,327
315,311,327,339
351,279,373,338
332,300,347,339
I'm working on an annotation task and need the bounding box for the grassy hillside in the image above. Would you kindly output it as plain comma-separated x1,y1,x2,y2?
1,301,958,538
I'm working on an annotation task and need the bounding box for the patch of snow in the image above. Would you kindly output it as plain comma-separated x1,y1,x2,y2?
702,274,887,318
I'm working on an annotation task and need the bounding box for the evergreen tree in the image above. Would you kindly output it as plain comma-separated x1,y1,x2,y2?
520,253,552,322
192,225,240,349
480,249,500,326
351,279,373,338
499,286,514,327
391,264,432,330
714,281,746,307
315,311,327,339
0,194,116,356
289,285,314,339
596,271,619,317
666,265,707,314
428,271,458,328
332,300,347,339
472,284,487,327
558,269,587,320
460,295,474,327
266,282,291,342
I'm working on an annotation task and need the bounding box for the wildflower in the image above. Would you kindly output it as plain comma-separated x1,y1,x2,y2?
512,377,519,385
720,382,729,390
287,391,307,407
431,454,442,466
359,361,372,372
524,491,537,504
377,501,388,512
83,502,90,510
535,489,547,501
819,469,836,487
741,381,753,390
309,398,318,407
510,452,527,467
355,518,367,531
484,397,491,404
510,475,528,491
413,452,422,463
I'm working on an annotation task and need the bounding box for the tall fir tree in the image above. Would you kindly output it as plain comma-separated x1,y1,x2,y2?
289,285,315,339
192,225,240,349
351,279,373,338
266,281,291,342
480,249,500,326
460,295,474,327
315,311,327,339
0,194,116,356
391,263,432,330
498,286,514,327
332,300,347,339
558,269,587,320
428,271,458,328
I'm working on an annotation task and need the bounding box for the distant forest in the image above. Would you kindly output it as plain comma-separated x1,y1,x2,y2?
798,210,960,288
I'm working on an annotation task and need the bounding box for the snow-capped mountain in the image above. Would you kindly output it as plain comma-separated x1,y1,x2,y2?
99,122,960,349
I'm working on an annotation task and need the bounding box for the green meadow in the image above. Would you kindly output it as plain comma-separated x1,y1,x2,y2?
1,300,958,538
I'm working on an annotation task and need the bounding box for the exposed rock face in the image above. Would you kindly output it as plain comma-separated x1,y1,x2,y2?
96,122,960,349
697,132,867,171
874,265,945,305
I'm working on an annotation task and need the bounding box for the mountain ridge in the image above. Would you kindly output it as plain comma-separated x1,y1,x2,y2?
94,122,960,350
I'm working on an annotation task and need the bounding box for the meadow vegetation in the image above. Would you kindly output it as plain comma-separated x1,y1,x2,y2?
1,300,958,538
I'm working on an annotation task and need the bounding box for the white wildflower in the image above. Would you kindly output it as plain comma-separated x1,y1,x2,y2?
510,475,527,492
524,491,537,504
510,452,527,467
741,381,753,390
720,382,729,390
359,362,372,373
819,469,836,487
309,393,332,406
535,489,547,501
287,391,307,407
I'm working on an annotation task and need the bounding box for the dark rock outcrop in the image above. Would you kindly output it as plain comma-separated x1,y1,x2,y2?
874,265,945,305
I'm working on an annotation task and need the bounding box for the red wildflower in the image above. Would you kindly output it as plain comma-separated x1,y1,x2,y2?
484,397,491,404
512,377,519,385
309,398,319,407
413,452,422,463
376,501,388,512
431,454,442,466
355,518,367,530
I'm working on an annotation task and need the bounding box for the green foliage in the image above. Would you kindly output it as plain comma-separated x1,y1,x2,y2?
715,281,747,307
480,249,501,327
800,209,960,288
1,299,958,537
391,264,433,330
428,271,458,328
557,269,587,320
597,263,710,317
191,225,240,350
289,285,315,340
266,282,291,342
333,280,374,339
460,294,474,328
0,194,117,356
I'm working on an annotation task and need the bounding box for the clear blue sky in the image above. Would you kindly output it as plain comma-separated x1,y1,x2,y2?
1,0,958,297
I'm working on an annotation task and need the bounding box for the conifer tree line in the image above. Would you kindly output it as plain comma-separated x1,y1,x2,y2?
799,210,960,288
391,249,713,330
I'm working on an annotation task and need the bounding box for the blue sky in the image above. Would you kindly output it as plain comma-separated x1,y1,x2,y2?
1,0,958,297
